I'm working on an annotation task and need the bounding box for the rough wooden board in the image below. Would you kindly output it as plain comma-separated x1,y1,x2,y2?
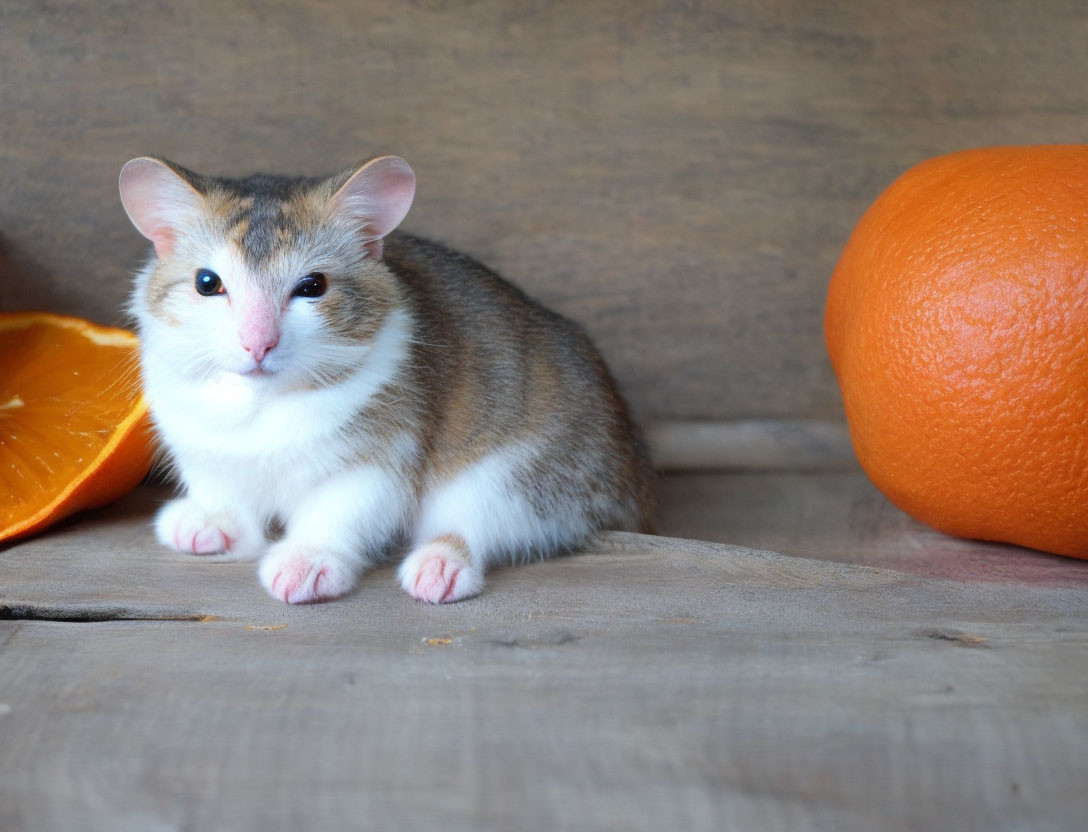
5,1,1088,421
1,487,1086,831
647,419,855,471
2,486,909,622
657,471,1088,587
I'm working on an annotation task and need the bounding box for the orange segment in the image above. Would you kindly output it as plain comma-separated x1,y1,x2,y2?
0,312,155,542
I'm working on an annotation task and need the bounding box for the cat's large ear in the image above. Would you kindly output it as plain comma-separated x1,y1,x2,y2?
327,156,415,260
119,157,203,259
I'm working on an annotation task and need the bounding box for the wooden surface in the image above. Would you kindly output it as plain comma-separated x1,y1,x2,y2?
2,484,1086,831
658,470,1088,586
4,7,1088,824
5,1,1088,422
647,419,855,471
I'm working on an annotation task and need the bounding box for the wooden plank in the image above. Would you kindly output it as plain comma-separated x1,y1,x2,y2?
1,487,1086,830
4,1,1088,421
647,419,856,471
2,486,909,622
657,470,1088,585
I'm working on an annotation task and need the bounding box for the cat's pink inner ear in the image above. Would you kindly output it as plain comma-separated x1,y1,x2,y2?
329,156,416,257
119,157,200,259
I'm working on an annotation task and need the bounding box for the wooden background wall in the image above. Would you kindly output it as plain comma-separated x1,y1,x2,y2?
3,0,1087,424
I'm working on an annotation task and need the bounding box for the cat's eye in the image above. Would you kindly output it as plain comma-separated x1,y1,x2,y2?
292,273,328,299
195,268,225,296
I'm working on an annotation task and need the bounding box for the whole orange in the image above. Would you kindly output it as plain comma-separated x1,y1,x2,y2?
826,145,1088,559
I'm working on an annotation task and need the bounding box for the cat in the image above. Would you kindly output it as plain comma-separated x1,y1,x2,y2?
119,155,655,604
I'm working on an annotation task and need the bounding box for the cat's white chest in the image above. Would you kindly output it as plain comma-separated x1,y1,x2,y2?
147,370,370,524
155,374,347,462
139,307,417,525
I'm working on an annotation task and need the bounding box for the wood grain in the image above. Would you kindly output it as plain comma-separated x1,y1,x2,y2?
3,1,1088,421
657,470,1088,586
1,486,1086,830
647,419,855,470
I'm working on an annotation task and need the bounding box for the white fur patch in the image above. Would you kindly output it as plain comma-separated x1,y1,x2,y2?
141,302,416,536
414,443,592,567
144,307,413,462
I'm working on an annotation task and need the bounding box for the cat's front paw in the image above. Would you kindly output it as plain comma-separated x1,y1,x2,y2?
398,537,484,604
258,543,357,604
155,497,252,556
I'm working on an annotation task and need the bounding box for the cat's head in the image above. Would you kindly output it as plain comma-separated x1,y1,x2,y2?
120,155,414,389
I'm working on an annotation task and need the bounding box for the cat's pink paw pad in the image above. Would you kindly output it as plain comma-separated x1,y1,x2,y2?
259,546,354,604
190,526,230,554
155,498,233,556
399,540,483,604
413,555,463,603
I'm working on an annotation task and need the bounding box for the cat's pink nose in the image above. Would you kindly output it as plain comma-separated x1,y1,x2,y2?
241,332,279,362
238,303,281,363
